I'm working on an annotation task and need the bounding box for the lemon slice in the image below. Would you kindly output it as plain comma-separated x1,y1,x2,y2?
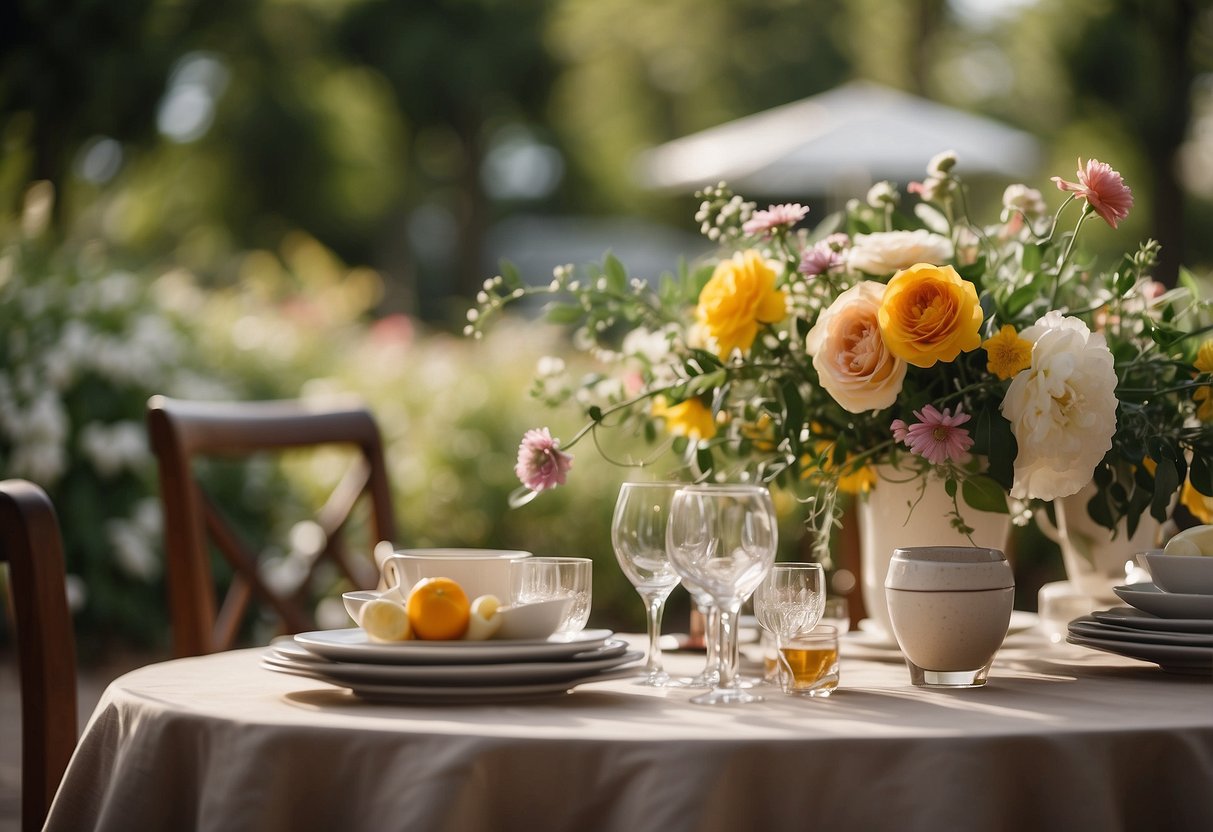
360,598,412,642
1164,525,1213,557
464,594,503,641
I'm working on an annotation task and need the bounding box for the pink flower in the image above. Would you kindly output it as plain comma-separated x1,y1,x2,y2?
1051,158,1134,229
892,404,974,465
743,203,809,237
799,236,847,277
514,427,573,492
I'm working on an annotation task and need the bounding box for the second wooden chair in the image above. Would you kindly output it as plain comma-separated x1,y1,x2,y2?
146,396,398,657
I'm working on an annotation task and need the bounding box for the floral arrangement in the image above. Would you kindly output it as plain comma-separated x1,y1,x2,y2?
472,153,1213,556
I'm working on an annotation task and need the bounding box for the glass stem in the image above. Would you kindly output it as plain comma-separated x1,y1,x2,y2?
643,594,667,675
716,602,742,690
703,602,720,673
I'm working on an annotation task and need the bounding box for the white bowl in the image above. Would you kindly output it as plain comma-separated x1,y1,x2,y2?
380,549,531,600
1139,550,1213,596
495,598,572,640
342,590,568,640
342,587,405,626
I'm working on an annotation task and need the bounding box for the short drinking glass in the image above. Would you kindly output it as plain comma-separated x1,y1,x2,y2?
511,557,593,634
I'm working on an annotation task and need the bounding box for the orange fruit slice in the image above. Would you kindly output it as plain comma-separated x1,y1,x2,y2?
405,576,471,640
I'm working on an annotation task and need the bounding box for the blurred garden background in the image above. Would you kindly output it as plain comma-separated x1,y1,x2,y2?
2,0,1213,662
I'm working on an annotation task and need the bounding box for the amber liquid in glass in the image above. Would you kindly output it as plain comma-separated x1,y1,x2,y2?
780,645,839,690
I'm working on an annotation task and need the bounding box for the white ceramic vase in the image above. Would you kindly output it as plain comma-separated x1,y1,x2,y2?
858,466,1012,645
1036,483,1164,602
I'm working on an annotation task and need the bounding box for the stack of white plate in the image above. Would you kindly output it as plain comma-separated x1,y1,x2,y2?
263,628,643,703
1066,596,1213,675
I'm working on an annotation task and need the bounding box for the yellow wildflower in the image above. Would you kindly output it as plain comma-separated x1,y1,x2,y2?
983,325,1033,380
1194,339,1213,422
651,397,717,441
696,250,788,358
801,440,875,494
1181,480,1213,524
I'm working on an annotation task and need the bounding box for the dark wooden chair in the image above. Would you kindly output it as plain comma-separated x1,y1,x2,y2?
146,396,397,657
0,479,78,832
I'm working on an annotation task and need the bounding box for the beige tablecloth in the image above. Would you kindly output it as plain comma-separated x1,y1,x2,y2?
45,629,1213,832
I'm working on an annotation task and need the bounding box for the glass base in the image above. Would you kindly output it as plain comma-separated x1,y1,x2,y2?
906,661,991,688
633,670,687,688
690,686,764,706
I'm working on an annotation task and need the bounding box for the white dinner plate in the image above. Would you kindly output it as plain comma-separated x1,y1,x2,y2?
1091,606,1213,634
293,627,616,665
1067,617,1213,647
1111,584,1213,620
263,661,641,703
1066,632,1213,675
266,641,640,685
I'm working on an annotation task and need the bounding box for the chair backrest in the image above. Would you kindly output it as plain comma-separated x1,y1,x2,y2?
0,479,78,832
146,396,397,657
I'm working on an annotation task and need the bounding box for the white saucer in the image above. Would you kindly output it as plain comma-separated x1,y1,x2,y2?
294,627,616,665
1112,584,1213,620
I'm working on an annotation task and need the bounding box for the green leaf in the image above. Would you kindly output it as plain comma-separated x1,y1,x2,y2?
1191,453,1213,497
781,380,805,438
603,253,627,293
498,259,523,290
944,477,957,498
1005,282,1041,318
962,475,1009,514
543,303,584,325
1151,456,1180,523
587,405,603,422
696,445,714,475
1021,243,1043,272
985,414,1016,489
684,370,726,397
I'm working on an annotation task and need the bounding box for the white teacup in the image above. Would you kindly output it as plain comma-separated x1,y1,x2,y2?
885,546,1014,688
383,549,531,601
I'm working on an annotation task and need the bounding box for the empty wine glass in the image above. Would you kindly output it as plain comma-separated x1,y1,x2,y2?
612,482,683,686
753,563,826,691
667,483,778,705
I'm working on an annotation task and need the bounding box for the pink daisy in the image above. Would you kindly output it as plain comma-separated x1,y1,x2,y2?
798,235,848,277
892,404,974,465
1051,158,1134,229
743,203,810,237
514,427,573,492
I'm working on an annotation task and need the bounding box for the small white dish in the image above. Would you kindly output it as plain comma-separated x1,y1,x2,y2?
1112,583,1213,620
1138,550,1213,596
342,587,405,626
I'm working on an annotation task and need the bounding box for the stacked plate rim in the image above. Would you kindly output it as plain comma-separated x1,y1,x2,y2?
263,627,643,703
1066,592,1213,675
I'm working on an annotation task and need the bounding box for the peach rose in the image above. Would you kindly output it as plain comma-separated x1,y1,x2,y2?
806,281,907,413
877,263,983,368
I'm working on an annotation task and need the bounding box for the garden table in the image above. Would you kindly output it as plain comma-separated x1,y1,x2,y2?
44,626,1213,832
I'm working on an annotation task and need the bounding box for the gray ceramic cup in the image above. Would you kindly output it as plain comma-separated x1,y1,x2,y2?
884,546,1014,688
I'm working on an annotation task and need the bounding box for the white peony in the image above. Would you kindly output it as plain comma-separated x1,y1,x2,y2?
846,230,954,275
806,281,907,414
1001,311,1118,501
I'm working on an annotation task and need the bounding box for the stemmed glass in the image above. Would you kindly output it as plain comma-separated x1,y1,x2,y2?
611,482,683,686
753,563,826,688
666,483,778,705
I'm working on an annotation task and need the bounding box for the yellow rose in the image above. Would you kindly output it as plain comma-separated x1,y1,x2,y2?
696,250,788,358
651,397,717,441
877,262,983,368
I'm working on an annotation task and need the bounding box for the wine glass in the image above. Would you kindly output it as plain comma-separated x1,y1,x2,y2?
666,483,778,705
753,563,826,690
611,482,683,686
